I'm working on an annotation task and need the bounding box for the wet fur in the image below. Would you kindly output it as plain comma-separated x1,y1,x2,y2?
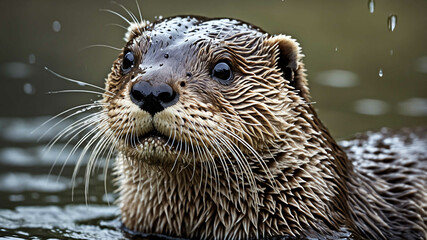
89,15,427,239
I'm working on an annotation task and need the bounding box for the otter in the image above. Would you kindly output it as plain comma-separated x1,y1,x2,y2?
95,16,427,239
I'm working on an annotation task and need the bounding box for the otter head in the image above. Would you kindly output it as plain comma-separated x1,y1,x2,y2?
103,16,350,239
104,16,309,168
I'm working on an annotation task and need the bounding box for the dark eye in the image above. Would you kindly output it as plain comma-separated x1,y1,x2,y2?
212,62,233,85
122,51,135,73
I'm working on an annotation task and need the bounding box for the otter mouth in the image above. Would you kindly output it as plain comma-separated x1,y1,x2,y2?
128,129,170,148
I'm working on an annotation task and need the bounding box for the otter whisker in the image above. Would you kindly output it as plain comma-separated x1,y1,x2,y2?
100,9,133,27
188,119,231,199
105,22,129,31
52,114,108,180
70,123,106,200
79,44,122,51
111,1,141,28
206,132,240,201
215,136,251,199
34,101,104,138
85,126,118,201
217,124,276,190
45,111,105,153
45,67,114,95
135,0,143,24
77,130,108,202
169,124,180,172
48,89,112,97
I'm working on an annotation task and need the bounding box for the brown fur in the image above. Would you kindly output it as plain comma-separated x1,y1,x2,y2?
98,16,427,239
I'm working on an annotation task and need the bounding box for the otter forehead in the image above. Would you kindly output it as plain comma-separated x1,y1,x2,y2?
130,16,266,69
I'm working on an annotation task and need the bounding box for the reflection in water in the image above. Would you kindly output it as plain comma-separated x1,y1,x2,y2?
52,20,61,32
354,99,389,115
368,0,375,13
398,98,427,116
314,70,358,88
387,14,397,32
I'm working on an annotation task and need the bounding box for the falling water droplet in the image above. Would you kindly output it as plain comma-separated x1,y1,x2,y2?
387,15,397,32
335,47,338,52
390,49,394,56
52,20,61,32
23,83,35,95
378,69,383,77
368,0,375,13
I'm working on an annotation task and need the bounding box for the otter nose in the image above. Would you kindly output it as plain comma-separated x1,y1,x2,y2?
130,81,179,116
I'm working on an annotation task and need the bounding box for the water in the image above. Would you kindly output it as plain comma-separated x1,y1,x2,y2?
0,0,426,239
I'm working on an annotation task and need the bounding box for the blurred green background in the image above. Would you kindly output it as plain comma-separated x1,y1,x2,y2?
0,0,426,139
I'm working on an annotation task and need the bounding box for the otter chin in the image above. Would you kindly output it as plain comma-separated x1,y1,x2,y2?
97,16,427,239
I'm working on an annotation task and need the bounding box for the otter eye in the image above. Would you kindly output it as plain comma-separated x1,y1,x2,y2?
212,62,233,85
122,51,135,73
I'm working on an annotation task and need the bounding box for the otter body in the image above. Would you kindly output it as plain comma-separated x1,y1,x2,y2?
99,16,426,239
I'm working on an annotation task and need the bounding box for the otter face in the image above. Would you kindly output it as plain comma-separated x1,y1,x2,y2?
104,16,306,168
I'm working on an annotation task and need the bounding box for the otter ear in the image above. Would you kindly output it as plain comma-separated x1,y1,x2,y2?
264,35,310,99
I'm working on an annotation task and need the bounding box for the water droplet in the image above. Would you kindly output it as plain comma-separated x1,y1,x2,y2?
387,15,397,32
390,49,394,56
23,83,35,95
378,68,383,77
334,47,338,52
52,20,61,32
28,54,36,64
368,0,375,13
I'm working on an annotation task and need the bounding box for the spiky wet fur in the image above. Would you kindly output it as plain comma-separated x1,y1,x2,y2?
95,16,427,239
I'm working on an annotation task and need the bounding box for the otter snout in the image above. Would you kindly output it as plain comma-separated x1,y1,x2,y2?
130,81,179,116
